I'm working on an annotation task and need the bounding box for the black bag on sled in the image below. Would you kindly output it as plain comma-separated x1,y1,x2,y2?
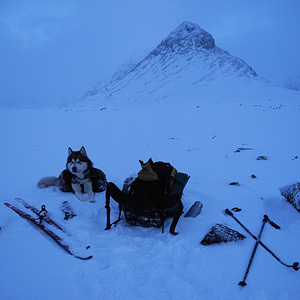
105,159,190,235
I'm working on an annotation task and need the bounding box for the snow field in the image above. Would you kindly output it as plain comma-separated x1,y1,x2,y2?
1,88,300,299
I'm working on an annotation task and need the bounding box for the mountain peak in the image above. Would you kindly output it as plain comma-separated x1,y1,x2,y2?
73,21,262,108
150,21,215,57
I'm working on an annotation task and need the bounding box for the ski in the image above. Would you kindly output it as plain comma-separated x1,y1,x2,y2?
4,202,92,260
15,198,70,236
225,209,299,270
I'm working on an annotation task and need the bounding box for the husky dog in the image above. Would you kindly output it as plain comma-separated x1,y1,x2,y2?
66,146,95,202
38,146,107,203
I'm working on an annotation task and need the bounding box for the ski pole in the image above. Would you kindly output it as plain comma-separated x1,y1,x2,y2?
225,209,299,271
238,215,268,287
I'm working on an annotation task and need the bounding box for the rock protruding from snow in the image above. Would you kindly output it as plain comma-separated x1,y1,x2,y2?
201,224,246,245
280,182,300,211
149,21,215,57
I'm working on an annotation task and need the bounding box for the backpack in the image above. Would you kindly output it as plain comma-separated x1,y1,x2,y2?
111,159,189,234
137,158,177,194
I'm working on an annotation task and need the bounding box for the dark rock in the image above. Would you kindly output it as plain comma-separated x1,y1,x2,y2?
201,224,246,245
150,21,216,57
280,183,300,212
229,182,240,186
234,147,253,153
257,156,268,160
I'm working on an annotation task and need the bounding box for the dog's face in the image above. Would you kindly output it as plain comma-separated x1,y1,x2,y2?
67,146,92,177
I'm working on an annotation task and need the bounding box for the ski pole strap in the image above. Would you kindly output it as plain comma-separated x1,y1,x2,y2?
225,209,299,270
38,205,48,217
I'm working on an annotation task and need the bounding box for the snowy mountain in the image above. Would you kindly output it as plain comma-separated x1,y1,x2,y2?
72,21,263,109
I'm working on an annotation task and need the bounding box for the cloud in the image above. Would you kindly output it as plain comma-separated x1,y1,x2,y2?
0,0,73,44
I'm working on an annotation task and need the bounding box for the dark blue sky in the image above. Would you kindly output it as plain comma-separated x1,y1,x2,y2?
1,0,299,107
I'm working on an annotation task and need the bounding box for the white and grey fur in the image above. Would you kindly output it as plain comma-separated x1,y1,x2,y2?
38,146,96,203
67,146,95,202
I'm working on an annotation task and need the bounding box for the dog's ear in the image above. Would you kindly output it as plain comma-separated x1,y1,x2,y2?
68,147,73,156
80,146,87,157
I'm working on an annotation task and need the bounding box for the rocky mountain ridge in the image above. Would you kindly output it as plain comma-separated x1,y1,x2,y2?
73,21,263,108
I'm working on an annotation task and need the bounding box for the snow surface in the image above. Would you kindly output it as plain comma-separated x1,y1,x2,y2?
285,75,300,91
1,82,300,299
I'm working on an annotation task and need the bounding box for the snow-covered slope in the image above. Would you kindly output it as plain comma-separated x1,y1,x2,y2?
72,21,264,109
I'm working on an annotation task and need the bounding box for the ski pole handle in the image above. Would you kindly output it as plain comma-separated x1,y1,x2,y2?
293,262,299,271
225,208,233,216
